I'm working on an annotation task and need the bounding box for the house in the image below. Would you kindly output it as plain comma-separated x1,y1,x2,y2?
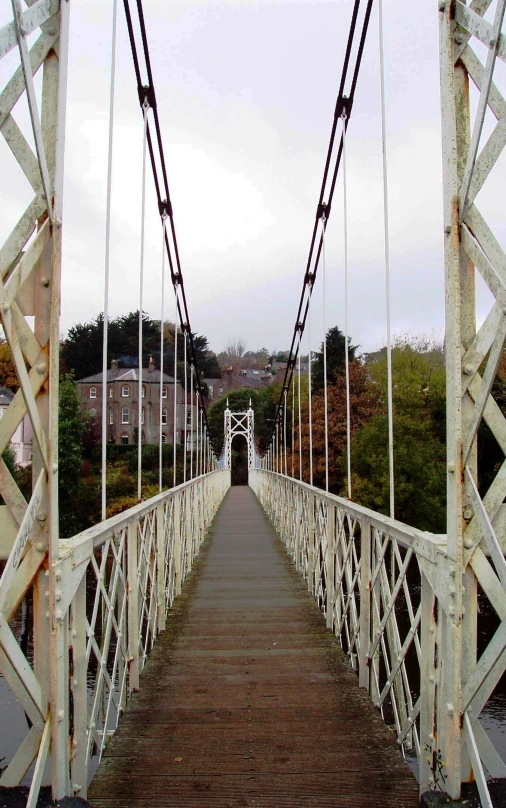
0,387,32,466
76,358,196,445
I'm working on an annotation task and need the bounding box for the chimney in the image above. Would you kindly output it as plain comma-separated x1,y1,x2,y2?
111,359,118,373
148,356,155,373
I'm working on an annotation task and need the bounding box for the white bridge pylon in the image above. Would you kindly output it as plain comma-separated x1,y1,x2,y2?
224,400,255,471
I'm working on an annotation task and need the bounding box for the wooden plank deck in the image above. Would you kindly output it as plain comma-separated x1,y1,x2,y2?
89,486,419,808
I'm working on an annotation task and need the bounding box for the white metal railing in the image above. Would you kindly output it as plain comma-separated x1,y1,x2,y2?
0,469,230,804
249,469,506,800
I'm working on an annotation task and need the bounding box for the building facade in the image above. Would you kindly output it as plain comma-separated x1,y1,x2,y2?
77,359,195,445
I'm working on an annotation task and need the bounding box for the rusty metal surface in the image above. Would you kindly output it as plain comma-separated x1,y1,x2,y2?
89,487,419,807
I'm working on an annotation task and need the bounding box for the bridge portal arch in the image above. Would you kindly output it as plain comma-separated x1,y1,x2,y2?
224,401,255,471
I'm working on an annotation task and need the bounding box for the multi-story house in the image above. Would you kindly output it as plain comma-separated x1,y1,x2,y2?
77,358,196,445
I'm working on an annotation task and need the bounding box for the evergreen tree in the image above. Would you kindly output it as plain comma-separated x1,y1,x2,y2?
58,374,86,536
312,326,357,392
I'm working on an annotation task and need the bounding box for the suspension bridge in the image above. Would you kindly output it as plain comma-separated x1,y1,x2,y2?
1,1,506,807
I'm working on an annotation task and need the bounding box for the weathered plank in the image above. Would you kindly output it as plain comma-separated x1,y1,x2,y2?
89,486,419,807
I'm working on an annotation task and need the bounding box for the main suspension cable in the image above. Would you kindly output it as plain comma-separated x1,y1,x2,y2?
263,0,374,459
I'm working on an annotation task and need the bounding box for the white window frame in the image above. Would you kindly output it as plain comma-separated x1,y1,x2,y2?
109,408,113,424
141,407,145,425
89,387,97,399
109,386,113,398
121,433,129,445
161,407,167,425
121,384,129,397
142,385,146,398
162,386,167,399
122,406,129,424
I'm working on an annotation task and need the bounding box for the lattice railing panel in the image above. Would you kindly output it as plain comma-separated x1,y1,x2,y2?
249,469,447,791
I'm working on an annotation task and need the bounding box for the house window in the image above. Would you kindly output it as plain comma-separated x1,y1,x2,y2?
142,385,146,398
208,385,214,399
109,408,113,424
161,434,167,444
218,387,224,396
89,408,97,418
141,407,145,425
121,433,129,445
187,409,192,425
121,385,129,397
109,386,113,398
122,406,129,424
89,387,97,399
162,386,167,398
161,407,167,425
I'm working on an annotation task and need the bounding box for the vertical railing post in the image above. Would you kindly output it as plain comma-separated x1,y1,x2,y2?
127,517,140,693
325,503,336,630
420,569,437,794
308,494,315,594
156,501,166,631
358,516,371,690
174,493,182,597
70,575,88,799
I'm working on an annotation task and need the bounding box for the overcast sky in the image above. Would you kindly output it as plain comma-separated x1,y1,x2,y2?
1,1,504,358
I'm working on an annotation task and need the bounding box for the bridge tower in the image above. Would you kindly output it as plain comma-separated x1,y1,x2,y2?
439,1,506,800
224,400,255,471
0,1,70,798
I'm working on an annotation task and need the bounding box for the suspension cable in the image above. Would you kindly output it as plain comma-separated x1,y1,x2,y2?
159,214,167,493
291,374,295,479
342,110,352,500
379,0,395,518
283,390,287,476
137,100,149,503
190,366,194,479
123,0,220,461
183,332,187,483
321,213,329,492
262,0,374,459
101,0,118,521
308,285,313,486
298,337,302,481
173,286,178,487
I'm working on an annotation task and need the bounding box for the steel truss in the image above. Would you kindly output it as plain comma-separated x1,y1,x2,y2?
223,402,255,471
0,0,70,801
440,0,506,802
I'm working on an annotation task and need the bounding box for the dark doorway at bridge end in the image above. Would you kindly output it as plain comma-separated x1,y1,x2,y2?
231,434,248,485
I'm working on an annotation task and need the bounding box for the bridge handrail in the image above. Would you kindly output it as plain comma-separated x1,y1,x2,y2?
251,470,446,563
249,468,451,793
60,472,218,553
0,469,231,802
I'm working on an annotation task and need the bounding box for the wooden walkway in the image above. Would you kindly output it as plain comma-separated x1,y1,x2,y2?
89,486,419,808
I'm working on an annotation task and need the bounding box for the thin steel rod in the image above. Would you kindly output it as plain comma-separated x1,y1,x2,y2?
190,368,194,479
137,101,149,503
291,374,295,479
378,0,394,518
308,287,313,487
159,215,167,493
173,286,178,487
183,333,187,483
342,112,352,500
284,390,287,476
298,343,302,481
321,214,329,492
101,0,118,520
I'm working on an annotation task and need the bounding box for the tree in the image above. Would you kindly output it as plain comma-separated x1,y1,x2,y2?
346,337,447,532
61,311,162,379
0,342,20,390
59,374,87,536
292,362,379,493
312,326,358,392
